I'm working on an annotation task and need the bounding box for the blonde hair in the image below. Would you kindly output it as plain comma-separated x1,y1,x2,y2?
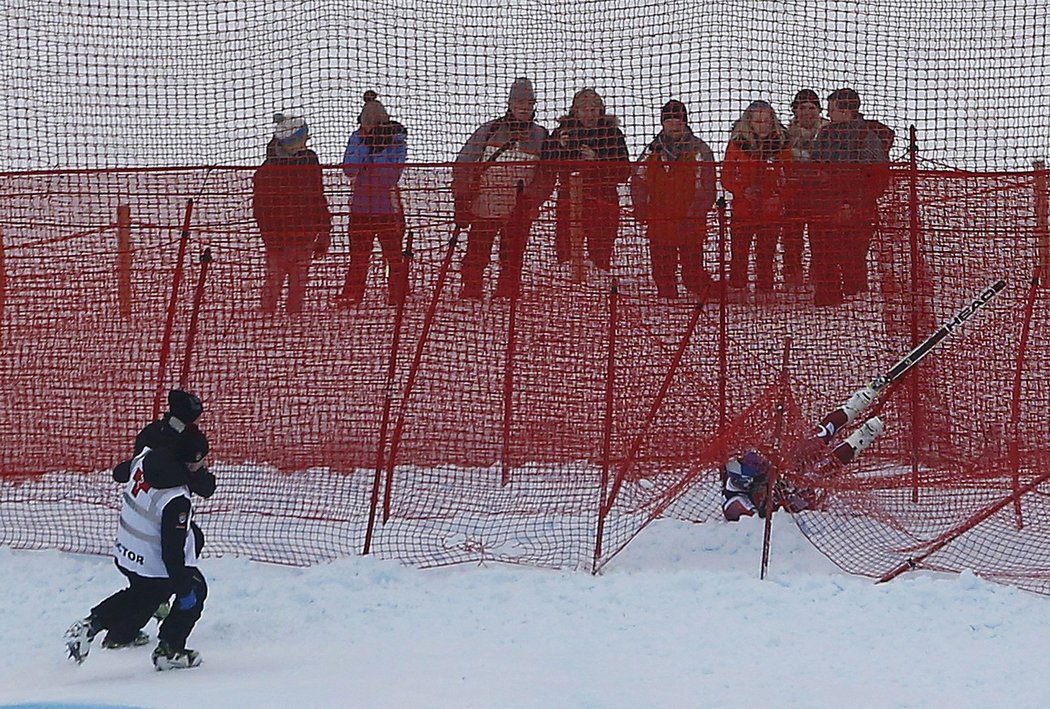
570,88,604,117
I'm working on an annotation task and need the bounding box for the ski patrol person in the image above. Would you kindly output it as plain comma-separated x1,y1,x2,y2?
66,424,212,670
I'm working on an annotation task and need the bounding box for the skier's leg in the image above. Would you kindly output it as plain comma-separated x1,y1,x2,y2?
157,568,207,652
95,571,172,647
814,384,878,442
832,416,885,464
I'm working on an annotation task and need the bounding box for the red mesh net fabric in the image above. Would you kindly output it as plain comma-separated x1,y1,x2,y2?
1,1,1049,588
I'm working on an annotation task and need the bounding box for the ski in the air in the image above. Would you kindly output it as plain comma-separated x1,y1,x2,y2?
813,278,1006,443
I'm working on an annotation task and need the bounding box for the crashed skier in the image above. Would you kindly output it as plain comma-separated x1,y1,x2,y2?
720,278,1008,522
721,385,885,521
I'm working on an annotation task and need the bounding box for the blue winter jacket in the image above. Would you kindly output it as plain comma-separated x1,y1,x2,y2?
342,121,408,215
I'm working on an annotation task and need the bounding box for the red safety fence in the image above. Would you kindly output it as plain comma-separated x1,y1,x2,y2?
1,161,1048,592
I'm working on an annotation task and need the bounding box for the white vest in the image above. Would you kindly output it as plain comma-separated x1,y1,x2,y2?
113,447,197,578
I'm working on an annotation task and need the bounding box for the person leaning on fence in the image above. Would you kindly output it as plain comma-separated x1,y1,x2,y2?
629,99,716,300
539,88,631,276
807,88,891,307
452,77,550,300
66,425,213,671
251,113,333,315
720,99,793,299
781,89,829,289
336,91,409,307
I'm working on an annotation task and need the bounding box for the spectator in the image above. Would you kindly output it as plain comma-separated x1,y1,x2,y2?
808,88,890,307
337,91,409,307
251,113,332,315
66,426,213,671
720,100,793,297
782,89,829,288
541,88,630,277
452,77,549,300
630,100,716,300
855,102,897,291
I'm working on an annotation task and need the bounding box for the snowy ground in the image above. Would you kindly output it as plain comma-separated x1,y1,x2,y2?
1,515,1048,709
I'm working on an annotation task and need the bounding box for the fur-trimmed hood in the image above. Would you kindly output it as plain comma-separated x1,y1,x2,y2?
728,115,790,160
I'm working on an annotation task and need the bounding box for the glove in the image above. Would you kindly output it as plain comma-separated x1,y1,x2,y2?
188,466,216,499
153,600,171,622
175,588,198,611
112,460,132,483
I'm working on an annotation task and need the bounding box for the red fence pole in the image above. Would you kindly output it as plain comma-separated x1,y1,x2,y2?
1008,278,1039,528
178,248,213,389
713,197,732,498
1035,161,1048,285
116,205,133,319
500,290,519,486
716,197,729,453
152,198,194,419
760,337,793,580
382,229,459,523
364,230,415,555
593,280,619,573
600,298,706,518
0,227,5,344
877,469,1050,584
907,126,922,501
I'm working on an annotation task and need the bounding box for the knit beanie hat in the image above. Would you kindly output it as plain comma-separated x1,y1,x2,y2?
167,389,203,427
273,113,308,146
358,91,390,125
791,89,821,111
660,99,688,123
508,77,536,103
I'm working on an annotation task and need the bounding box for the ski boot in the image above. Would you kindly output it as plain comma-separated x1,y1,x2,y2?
842,385,877,425
65,616,102,664
152,640,202,671
833,416,885,464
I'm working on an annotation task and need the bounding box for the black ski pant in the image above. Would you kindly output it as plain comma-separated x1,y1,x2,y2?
92,561,207,650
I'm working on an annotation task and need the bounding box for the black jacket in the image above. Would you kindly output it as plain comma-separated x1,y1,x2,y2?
112,416,214,563
538,115,631,203
113,415,216,499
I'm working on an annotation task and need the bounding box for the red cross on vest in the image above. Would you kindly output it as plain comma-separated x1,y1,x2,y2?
131,467,152,497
